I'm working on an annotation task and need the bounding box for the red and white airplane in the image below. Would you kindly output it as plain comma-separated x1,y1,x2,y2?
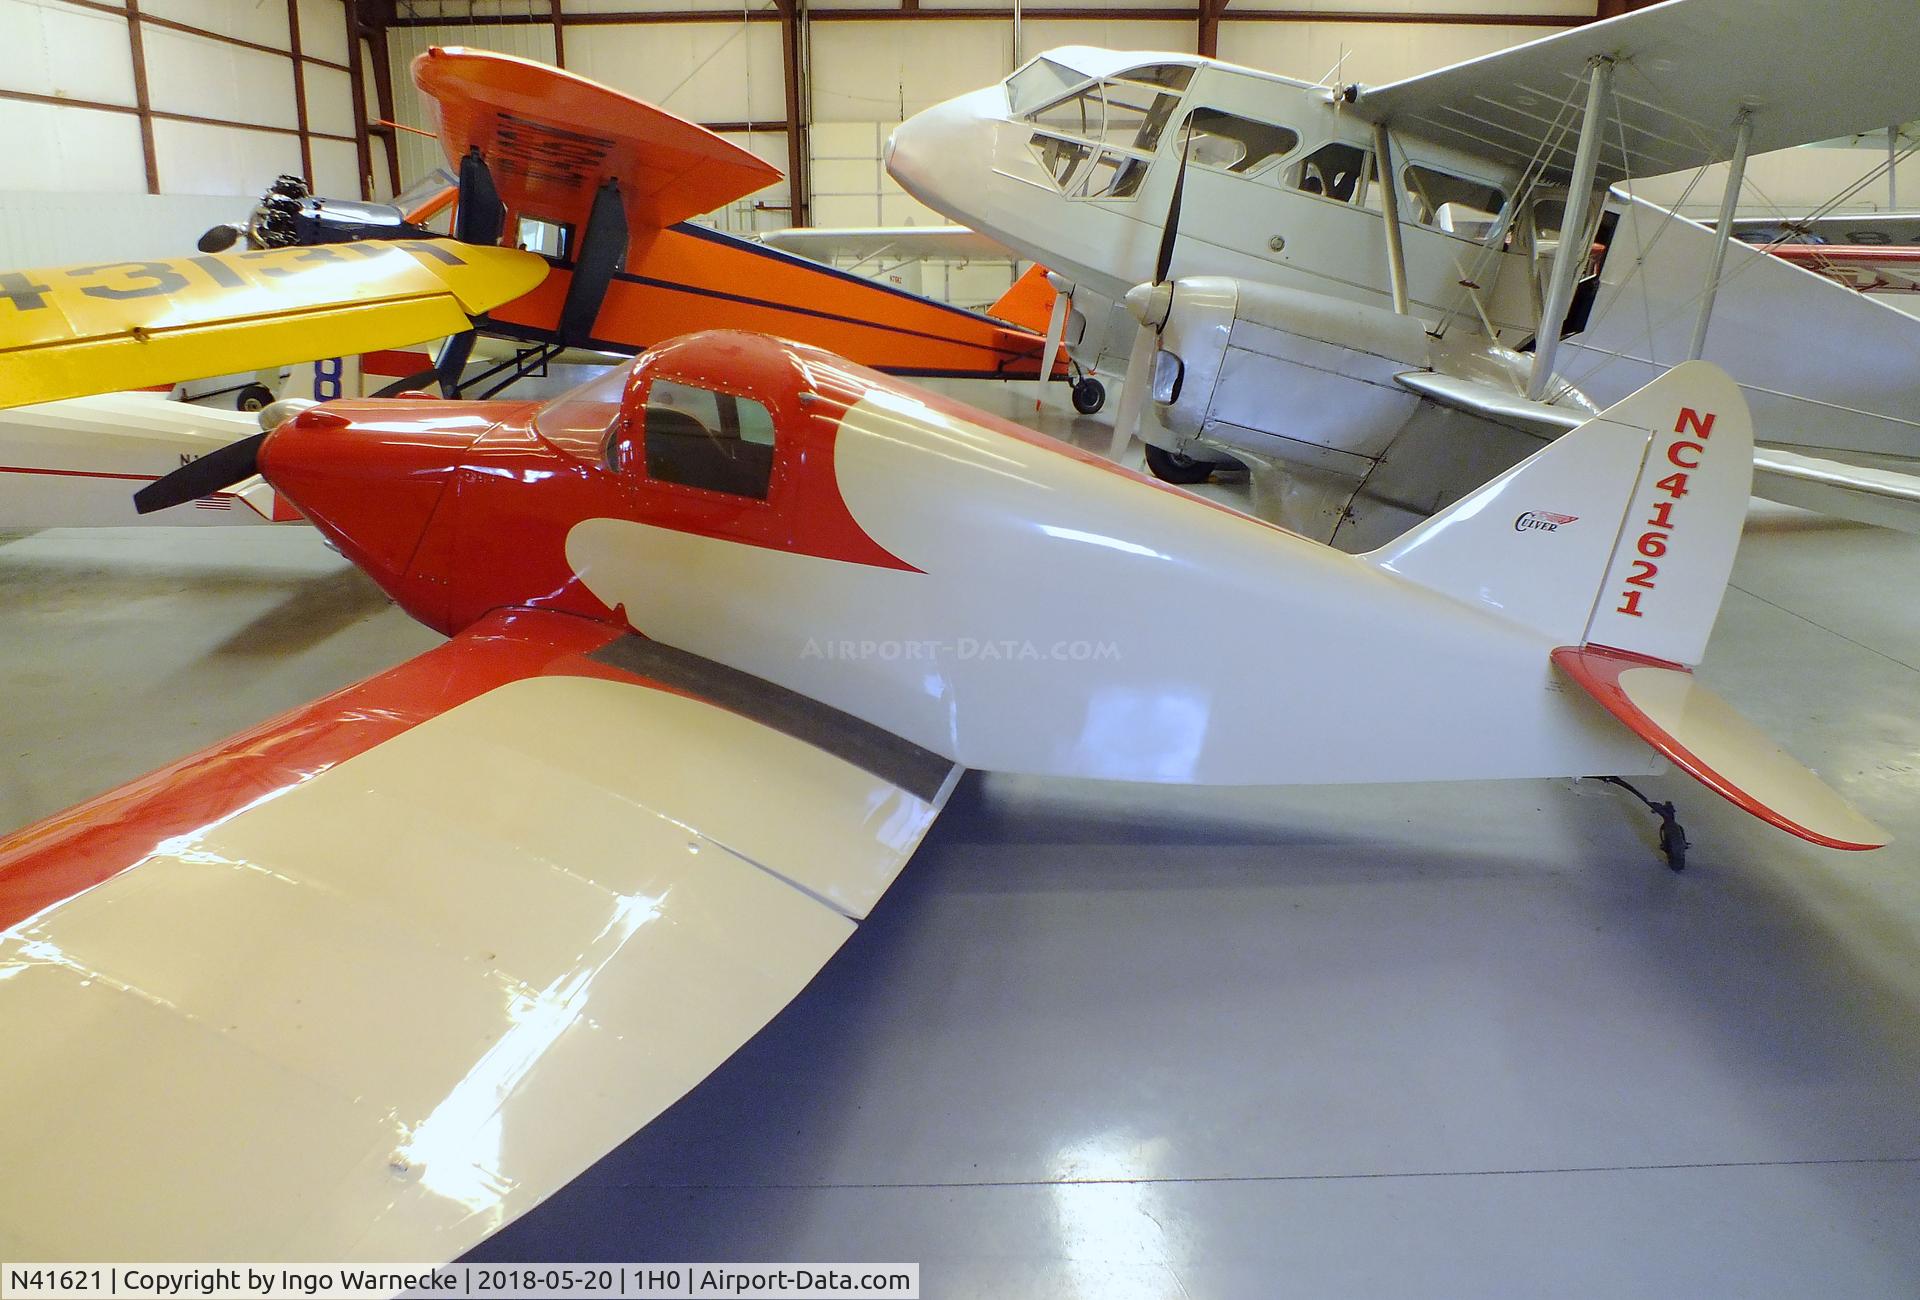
0,329,1885,1261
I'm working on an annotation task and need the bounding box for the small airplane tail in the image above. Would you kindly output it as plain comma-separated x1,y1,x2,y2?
988,264,1059,334
1368,361,1886,849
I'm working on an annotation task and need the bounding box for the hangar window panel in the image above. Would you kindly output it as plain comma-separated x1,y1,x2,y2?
1182,109,1298,176
643,379,777,501
1403,164,1507,233
1008,58,1086,116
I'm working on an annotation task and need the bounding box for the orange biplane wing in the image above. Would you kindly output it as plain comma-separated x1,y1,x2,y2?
412,47,1056,381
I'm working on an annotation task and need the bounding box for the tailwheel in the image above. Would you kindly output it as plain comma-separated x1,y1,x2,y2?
1143,442,1215,485
1071,377,1106,414
236,383,276,413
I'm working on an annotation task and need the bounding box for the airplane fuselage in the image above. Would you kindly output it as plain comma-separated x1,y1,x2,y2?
269,330,1652,788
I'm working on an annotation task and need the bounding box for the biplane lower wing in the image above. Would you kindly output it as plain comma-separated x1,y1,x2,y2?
489,222,1057,379
0,607,959,1261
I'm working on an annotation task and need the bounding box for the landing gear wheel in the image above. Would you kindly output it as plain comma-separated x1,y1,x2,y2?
236,383,276,413
1071,377,1106,414
1143,442,1215,485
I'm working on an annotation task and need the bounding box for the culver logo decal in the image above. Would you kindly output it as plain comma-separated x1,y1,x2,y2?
1515,511,1578,533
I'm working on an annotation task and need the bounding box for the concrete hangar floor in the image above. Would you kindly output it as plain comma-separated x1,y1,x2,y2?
2,382,1917,1297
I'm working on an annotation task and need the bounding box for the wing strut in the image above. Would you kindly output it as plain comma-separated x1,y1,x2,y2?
1370,124,1411,316
557,178,629,348
1527,56,1613,401
1688,108,1754,360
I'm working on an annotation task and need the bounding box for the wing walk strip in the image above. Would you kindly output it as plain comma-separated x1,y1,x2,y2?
588,634,954,803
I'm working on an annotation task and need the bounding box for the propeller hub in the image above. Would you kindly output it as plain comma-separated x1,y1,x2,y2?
1125,281,1173,330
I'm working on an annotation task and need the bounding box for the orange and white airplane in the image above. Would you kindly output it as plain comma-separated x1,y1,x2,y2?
0,320,1885,1259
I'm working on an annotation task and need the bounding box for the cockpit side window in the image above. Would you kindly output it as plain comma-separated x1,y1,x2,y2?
1293,141,1373,205
641,377,777,500
1181,108,1298,176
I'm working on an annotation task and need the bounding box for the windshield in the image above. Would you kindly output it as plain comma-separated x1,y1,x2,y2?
532,362,633,458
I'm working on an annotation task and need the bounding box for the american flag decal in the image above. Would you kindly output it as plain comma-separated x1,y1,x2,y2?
193,496,233,511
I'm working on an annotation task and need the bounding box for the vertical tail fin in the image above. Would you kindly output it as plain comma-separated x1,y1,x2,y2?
1365,360,1752,665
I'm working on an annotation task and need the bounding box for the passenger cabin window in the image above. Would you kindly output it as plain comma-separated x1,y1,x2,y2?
1293,141,1372,205
642,377,777,500
1402,165,1507,234
1181,108,1298,175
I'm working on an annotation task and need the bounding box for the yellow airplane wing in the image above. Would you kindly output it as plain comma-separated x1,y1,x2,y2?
0,239,548,409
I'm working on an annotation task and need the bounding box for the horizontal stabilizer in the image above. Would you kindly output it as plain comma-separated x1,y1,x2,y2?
1553,645,1887,850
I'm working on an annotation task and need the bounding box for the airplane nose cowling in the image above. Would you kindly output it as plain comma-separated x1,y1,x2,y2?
886,86,1007,221
260,403,494,602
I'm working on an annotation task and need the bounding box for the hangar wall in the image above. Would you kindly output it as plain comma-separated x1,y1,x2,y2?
0,0,364,263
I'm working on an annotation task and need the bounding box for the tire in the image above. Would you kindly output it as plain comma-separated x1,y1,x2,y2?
1143,442,1215,485
1070,377,1106,414
236,383,276,413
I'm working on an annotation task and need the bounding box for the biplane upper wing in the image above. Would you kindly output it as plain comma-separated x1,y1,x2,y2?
1349,0,1920,181
0,239,546,410
0,607,959,1261
413,47,1058,380
415,46,780,233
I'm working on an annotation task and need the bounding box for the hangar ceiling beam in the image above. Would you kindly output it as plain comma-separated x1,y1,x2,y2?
773,0,813,227
1198,0,1231,58
124,0,160,194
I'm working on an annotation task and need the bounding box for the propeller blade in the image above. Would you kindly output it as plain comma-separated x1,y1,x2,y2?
1036,284,1071,411
1106,319,1162,463
133,431,268,515
1154,126,1194,288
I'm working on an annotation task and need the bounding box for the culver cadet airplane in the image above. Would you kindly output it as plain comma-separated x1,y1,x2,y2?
0,48,1058,528
0,277,1890,1256
886,0,1920,545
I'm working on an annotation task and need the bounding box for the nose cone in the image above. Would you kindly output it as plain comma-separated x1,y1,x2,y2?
261,402,494,591
886,86,1007,222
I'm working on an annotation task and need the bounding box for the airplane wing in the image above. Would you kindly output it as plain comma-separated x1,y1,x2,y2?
755,225,1018,263
0,239,547,409
412,47,1058,381
415,46,780,232
1348,0,1920,181
1759,244,1920,294
0,392,296,527
0,607,959,1261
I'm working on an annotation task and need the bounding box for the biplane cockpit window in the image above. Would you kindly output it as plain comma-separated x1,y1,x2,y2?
1181,109,1298,176
1024,71,1186,201
1008,58,1087,115
642,377,777,500
1293,141,1372,205
1401,164,1507,234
